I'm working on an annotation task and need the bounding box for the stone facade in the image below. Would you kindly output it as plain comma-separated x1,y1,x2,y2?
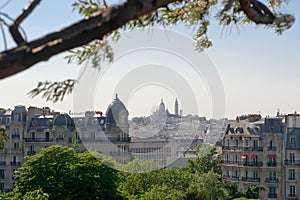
222,113,300,200
0,95,131,191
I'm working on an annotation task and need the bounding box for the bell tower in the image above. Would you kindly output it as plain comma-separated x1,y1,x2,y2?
174,98,179,116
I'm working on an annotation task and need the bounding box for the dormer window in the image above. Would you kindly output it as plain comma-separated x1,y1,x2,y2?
92,119,98,125
32,120,37,126
290,137,296,148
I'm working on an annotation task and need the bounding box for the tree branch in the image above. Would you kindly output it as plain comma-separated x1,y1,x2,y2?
0,0,179,79
0,0,287,80
9,0,41,44
238,0,275,24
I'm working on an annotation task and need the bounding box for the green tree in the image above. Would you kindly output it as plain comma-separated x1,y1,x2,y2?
0,126,8,149
185,171,227,200
186,144,221,174
119,159,194,199
140,184,185,200
14,145,121,200
242,185,266,199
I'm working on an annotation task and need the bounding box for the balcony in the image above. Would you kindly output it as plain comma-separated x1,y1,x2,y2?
253,146,264,151
81,138,131,143
10,162,21,167
288,177,296,181
11,135,20,139
222,160,238,165
241,177,260,182
25,138,53,142
232,176,239,181
268,146,277,151
5,148,24,153
285,160,300,166
265,178,279,183
222,146,242,151
0,161,5,166
109,152,132,157
27,151,36,156
243,161,263,167
288,194,297,199
268,193,278,198
56,138,64,142
267,162,277,167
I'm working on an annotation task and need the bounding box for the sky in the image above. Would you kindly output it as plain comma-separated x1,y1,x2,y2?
0,0,300,119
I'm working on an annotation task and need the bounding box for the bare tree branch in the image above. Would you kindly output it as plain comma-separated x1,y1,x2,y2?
238,0,275,24
9,0,41,44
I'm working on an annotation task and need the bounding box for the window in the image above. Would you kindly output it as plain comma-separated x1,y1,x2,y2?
253,140,258,148
0,169,4,178
226,139,230,147
226,169,230,176
290,153,295,164
269,187,276,195
234,170,238,177
269,157,276,163
12,128,19,138
12,156,18,163
268,187,276,198
89,132,95,140
245,170,248,178
289,169,295,180
13,143,19,150
251,155,257,163
31,132,35,140
226,154,229,163
58,133,64,140
14,114,19,122
45,132,50,142
269,171,276,180
235,139,239,147
245,139,249,146
234,154,238,164
289,185,296,197
290,137,296,148
0,183,4,191
253,170,258,178
30,146,34,151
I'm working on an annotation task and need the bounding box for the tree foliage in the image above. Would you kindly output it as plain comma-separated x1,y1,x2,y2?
0,126,8,149
186,144,221,174
13,145,121,200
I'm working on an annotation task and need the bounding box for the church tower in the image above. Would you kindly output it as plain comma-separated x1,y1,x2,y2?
175,98,179,116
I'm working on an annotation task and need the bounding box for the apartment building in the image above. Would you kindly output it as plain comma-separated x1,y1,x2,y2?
0,95,131,191
222,113,300,200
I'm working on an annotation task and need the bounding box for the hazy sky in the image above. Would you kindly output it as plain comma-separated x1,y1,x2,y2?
0,0,300,119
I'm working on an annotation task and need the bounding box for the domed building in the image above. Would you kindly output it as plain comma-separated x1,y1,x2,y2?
53,114,75,130
105,94,131,164
105,94,129,130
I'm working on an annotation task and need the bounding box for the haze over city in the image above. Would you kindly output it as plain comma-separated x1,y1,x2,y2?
1,0,300,119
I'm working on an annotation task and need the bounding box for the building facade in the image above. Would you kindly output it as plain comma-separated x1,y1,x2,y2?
222,113,300,200
0,95,131,191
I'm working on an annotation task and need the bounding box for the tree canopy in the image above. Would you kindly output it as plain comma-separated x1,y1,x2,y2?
13,145,121,200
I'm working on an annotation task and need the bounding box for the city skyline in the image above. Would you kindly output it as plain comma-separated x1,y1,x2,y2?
0,0,300,119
